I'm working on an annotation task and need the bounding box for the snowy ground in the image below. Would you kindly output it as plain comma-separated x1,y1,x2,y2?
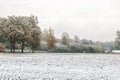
0,53,120,80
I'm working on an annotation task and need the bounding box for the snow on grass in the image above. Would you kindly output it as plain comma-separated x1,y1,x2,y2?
0,53,119,80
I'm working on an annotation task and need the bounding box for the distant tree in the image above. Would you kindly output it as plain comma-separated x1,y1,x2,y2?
115,31,120,49
0,15,41,53
103,41,115,52
0,16,21,53
7,16,25,53
47,28,56,49
62,32,70,46
95,42,105,53
74,35,80,45
30,27,41,53
16,16,31,53
26,15,41,53
0,18,9,50
80,39,89,45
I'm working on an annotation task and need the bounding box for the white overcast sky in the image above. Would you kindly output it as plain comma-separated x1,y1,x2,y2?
0,0,120,41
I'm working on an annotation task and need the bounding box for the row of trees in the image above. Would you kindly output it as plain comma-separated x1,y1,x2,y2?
0,15,41,53
41,30,108,53
0,15,117,53
0,15,58,53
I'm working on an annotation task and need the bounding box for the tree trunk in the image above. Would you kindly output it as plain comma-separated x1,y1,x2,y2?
13,37,16,53
11,42,15,53
13,43,15,53
32,46,34,53
31,42,34,53
21,41,24,53
10,43,13,53
32,48,34,53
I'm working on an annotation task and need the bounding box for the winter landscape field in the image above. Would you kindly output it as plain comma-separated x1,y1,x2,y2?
0,53,119,80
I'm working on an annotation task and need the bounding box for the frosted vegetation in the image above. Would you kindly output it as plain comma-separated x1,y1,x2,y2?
0,15,119,53
0,53,119,80
0,15,41,53
0,15,120,80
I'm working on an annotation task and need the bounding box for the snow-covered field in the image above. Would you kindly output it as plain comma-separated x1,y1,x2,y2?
0,53,120,80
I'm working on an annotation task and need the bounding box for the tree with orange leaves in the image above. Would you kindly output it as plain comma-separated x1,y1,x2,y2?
47,28,56,49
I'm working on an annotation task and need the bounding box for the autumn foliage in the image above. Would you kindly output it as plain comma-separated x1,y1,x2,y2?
47,28,56,49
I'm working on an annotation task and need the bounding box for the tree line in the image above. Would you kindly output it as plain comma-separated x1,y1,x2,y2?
0,15,117,53
0,15,41,53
